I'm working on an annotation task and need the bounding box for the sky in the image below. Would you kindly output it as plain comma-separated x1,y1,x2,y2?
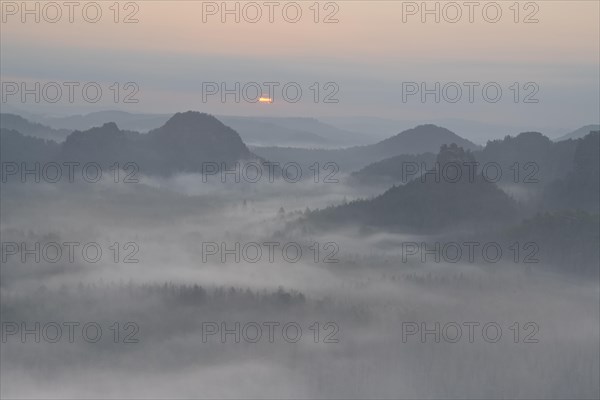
1,0,599,130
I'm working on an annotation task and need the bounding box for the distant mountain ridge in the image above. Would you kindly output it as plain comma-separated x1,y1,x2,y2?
217,116,331,148
3,112,480,174
372,124,478,155
0,113,71,142
9,110,371,148
218,116,371,147
555,124,600,141
4,111,259,176
253,124,480,171
17,110,171,132
352,131,581,185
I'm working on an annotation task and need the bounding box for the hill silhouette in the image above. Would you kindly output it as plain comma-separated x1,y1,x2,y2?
304,144,518,232
352,131,580,185
370,124,478,156
4,111,259,176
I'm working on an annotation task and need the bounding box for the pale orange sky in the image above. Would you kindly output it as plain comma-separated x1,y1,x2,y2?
1,1,599,126
2,1,599,64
